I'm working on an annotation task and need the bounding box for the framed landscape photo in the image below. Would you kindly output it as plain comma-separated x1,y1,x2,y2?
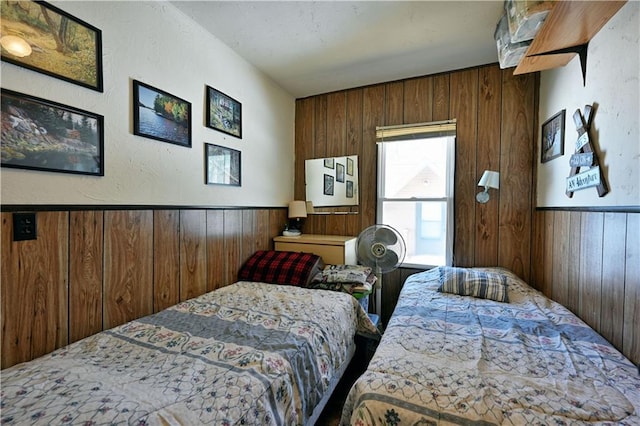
0,0,103,92
133,80,191,147
1,89,104,176
205,143,241,186
323,174,334,196
541,109,565,163
336,162,345,183
206,86,241,138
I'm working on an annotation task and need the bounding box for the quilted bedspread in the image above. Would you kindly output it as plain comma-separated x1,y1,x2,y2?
341,268,640,425
1,281,378,425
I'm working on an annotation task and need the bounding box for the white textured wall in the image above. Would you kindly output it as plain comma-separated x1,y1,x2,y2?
0,1,295,207
537,1,639,208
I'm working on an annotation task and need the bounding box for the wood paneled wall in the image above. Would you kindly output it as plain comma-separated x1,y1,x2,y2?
295,64,538,322
1,207,286,369
531,210,640,364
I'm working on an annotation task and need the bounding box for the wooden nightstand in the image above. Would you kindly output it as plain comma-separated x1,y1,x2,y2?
273,234,357,265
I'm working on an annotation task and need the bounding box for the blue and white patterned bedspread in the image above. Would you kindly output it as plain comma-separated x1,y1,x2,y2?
341,268,640,425
1,281,378,425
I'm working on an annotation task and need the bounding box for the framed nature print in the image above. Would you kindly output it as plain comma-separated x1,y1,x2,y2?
541,109,565,163
205,143,241,186
347,157,354,176
0,0,103,92
324,158,334,169
206,86,241,138
346,180,354,198
1,89,104,176
133,80,191,147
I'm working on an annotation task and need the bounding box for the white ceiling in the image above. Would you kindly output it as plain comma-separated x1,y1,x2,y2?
170,1,505,98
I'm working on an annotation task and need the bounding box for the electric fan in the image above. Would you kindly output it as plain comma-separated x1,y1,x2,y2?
356,224,406,316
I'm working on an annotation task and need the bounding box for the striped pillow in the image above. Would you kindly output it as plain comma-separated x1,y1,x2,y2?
437,267,509,303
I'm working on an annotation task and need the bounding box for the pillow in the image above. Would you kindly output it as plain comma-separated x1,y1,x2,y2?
312,264,373,285
437,267,509,303
238,250,323,287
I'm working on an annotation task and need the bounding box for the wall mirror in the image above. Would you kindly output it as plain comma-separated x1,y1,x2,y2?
305,155,359,207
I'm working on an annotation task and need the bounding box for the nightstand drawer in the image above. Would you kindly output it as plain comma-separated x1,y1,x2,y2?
274,234,356,265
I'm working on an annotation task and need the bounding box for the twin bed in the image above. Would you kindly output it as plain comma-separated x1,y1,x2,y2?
341,267,640,425
3,254,639,425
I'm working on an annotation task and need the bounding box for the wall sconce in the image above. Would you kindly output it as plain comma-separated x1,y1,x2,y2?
0,35,32,58
285,200,307,236
476,170,500,203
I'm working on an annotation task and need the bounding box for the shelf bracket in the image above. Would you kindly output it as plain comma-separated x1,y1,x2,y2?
529,43,589,86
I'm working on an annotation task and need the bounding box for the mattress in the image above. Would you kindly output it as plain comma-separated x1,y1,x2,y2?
341,267,640,425
1,281,378,425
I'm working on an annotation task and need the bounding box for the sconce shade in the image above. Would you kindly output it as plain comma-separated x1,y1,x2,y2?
288,201,308,219
478,170,500,189
0,35,32,58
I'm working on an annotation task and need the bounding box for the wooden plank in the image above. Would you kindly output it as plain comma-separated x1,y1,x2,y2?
432,74,450,122
497,70,535,279
241,210,257,264
326,91,346,157
69,211,103,342
269,209,287,249
1,212,69,368
314,95,328,159
254,209,271,252
578,211,604,330
206,210,226,291
294,98,314,201
450,68,478,267
345,88,364,237
384,81,404,126
224,210,243,284
403,76,433,123
566,211,582,315
623,213,640,364
361,84,385,230
103,210,153,329
180,210,207,301
153,210,180,312
551,211,570,308
600,212,626,349
475,65,502,266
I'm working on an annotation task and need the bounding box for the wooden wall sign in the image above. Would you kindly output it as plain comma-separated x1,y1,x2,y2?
565,105,609,198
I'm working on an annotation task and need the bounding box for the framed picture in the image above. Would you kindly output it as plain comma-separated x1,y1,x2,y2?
1,88,104,176
0,1,103,92
206,86,241,138
133,80,191,147
336,162,345,183
346,157,354,176
346,180,354,198
324,158,334,169
541,109,565,163
205,143,241,186
323,173,334,195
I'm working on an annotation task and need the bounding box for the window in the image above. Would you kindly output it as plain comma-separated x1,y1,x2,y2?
376,121,455,268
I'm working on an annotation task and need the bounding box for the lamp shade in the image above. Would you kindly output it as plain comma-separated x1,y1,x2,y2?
478,170,500,189
288,201,307,218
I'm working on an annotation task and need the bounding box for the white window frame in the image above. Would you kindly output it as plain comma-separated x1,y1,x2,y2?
376,120,456,268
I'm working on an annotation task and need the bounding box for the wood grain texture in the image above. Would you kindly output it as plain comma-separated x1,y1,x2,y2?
403,76,433,123
475,66,502,266
432,74,450,121
224,210,243,284
69,211,103,343
623,213,640,363
579,212,604,330
295,98,314,201
450,68,479,267
551,211,570,308
327,91,346,157
153,210,180,312
314,95,328,159
180,210,207,301
498,69,535,279
361,85,385,230
1,212,69,368
206,210,226,292
601,212,626,349
103,210,153,329
384,81,404,126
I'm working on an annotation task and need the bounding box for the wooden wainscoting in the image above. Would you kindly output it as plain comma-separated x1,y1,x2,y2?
531,210,640,365
1,207,287,369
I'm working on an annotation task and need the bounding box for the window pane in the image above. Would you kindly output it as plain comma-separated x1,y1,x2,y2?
381,201,447,266
381,137,448,198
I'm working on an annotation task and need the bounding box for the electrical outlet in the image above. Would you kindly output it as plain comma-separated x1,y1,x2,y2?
13,212,37,241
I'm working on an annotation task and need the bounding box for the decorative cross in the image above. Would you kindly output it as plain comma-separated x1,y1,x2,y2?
565,104,608,198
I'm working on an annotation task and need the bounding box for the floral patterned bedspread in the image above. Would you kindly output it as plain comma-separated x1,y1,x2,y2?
341,268,640,425
1,281,378,425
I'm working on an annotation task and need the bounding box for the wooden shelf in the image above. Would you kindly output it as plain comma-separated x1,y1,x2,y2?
514,1,627,75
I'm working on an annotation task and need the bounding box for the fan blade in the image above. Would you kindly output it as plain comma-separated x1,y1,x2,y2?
357,241,377,262
375,227,397,245
377,250,399,271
